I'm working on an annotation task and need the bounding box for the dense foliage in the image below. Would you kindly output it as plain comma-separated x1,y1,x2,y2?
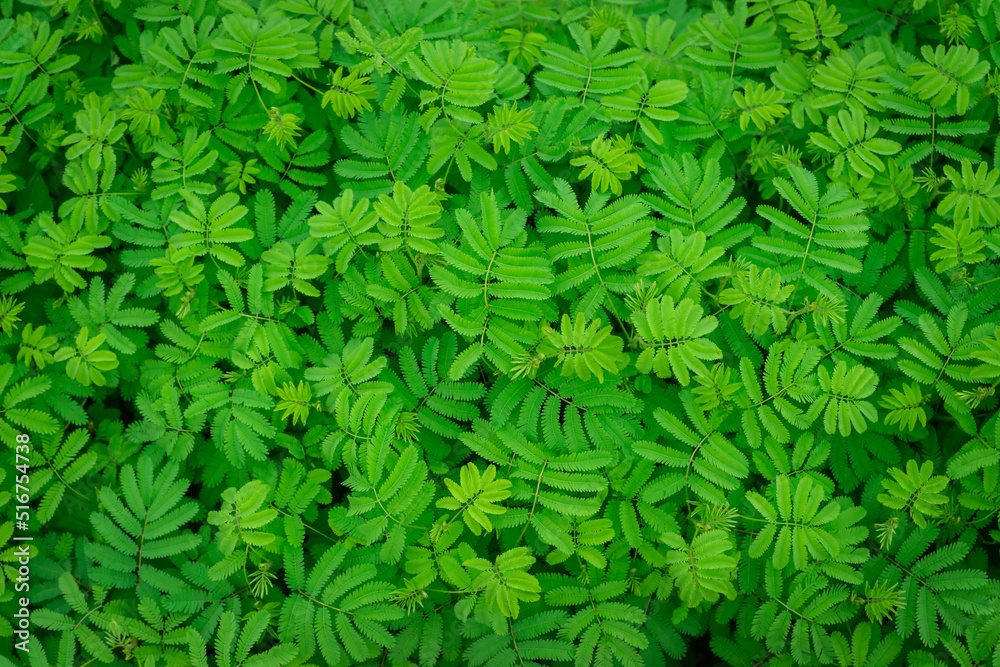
2,0,1000,665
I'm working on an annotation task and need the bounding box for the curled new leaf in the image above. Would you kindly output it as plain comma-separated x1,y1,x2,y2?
437,463,511,535
877,460,950,528
570,134,644,196
53,327,118,387
465,547,541,620
907,44,990,114
373,181,444,255
661,529,738,606
537,313,627,383
631,296,721,384
814,360,879,436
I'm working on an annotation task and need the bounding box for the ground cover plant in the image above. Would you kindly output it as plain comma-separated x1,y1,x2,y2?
2,0,1000,665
